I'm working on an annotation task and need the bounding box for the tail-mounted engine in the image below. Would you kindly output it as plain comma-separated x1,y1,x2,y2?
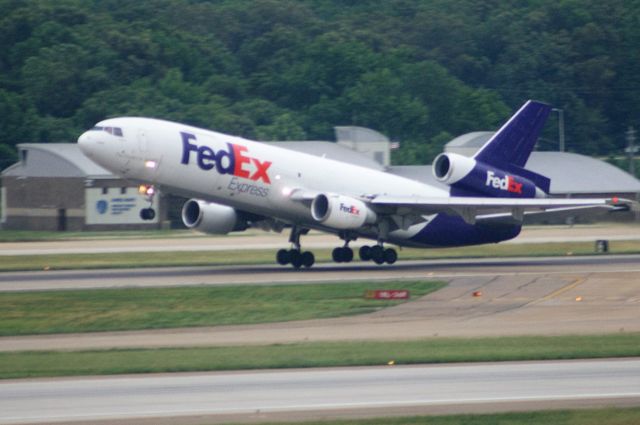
311,193,377,229
433,152,548,198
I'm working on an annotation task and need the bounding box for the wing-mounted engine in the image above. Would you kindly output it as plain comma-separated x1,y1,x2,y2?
433,152,547,198
181,199,249,234
311,193,377,229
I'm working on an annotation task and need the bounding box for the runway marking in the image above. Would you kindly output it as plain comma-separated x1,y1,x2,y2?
533,277,587,305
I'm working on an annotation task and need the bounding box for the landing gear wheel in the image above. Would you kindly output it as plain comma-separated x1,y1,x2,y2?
332,247,354,263
332,247,342,263
359,245,371,261
289,250,303,269
383,248,397,265
370,245,385,264
276,249,289,266
140,208,155,220
301,251,315,268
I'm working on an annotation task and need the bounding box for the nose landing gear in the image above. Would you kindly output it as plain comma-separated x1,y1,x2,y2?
140,207,156,220
138,184,156,221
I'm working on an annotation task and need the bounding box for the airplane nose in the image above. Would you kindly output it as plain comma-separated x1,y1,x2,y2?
77,131,93,156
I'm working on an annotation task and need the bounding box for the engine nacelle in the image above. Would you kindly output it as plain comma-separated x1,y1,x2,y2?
311,193,377,229
433,152,540,198
433,153,477,185
181,199,247,234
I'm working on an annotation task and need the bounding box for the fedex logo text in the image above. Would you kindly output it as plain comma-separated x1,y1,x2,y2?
485,170,523,194
180,132,272,184
340,203,360,215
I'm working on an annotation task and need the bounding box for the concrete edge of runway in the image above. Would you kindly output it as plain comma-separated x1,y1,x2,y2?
38,397,640,425
6,358,640,425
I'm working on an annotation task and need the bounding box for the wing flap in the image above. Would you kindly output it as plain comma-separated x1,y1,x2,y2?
371,195,631,225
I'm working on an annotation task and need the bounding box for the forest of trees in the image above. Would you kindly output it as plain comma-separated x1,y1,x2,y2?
1,0,639,170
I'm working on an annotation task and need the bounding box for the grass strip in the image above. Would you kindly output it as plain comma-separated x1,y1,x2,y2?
0,229,197,242
2,240,640,272
210,408,640,425
1,333,639,379
0,281,444,336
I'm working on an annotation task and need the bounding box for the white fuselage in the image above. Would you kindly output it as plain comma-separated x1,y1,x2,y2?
79,117,450,244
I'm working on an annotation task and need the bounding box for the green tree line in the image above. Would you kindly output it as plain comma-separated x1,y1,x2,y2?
1,0,638,170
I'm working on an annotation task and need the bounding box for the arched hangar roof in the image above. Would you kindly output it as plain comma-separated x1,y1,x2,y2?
2,144,111,178
526,152,640,194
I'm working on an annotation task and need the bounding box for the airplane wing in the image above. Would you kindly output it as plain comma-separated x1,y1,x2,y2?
369,195,633,225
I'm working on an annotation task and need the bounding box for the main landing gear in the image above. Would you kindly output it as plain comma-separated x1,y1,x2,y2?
332,238,397,265
276,226,315,269
275,227,398,269
359,244,397,265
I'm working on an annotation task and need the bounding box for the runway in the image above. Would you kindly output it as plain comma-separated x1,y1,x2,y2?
1,359,639,424
2,255,639,352
2,224,640,256
2,254,640,292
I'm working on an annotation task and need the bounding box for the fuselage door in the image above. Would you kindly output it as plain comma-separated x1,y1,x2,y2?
136,128,162,183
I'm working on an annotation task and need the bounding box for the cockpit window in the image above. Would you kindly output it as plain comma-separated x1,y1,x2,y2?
90,126,123,137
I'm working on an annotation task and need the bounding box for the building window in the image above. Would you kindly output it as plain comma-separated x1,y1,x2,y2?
102,187,108,195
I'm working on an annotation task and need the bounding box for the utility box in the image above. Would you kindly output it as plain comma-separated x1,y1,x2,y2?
595,240,609,253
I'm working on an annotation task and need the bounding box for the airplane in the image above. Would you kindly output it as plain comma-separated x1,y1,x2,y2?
78,100,632,268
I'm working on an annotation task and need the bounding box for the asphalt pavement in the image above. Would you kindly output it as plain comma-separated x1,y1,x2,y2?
1,359,639,424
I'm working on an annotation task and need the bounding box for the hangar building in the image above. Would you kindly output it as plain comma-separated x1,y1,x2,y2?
1,143,161,231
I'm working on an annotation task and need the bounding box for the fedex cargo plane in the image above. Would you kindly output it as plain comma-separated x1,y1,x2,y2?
78,100,629,268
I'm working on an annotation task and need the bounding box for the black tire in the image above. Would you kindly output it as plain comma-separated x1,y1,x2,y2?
343,247,354,262
332,247,343,263
384,248,397,264
370,245,385,265
140,208,156,220
276,249,290,265
359,245,371,261
301,251,315,268
290,250,303,269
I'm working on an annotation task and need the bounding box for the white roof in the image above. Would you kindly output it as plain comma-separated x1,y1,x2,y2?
526,152,640,194
2,144,112,178
334,126,390,144
446,131,493,148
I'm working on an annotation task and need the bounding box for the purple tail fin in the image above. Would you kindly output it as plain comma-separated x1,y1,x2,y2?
473,100,551,193
474,100,551,168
